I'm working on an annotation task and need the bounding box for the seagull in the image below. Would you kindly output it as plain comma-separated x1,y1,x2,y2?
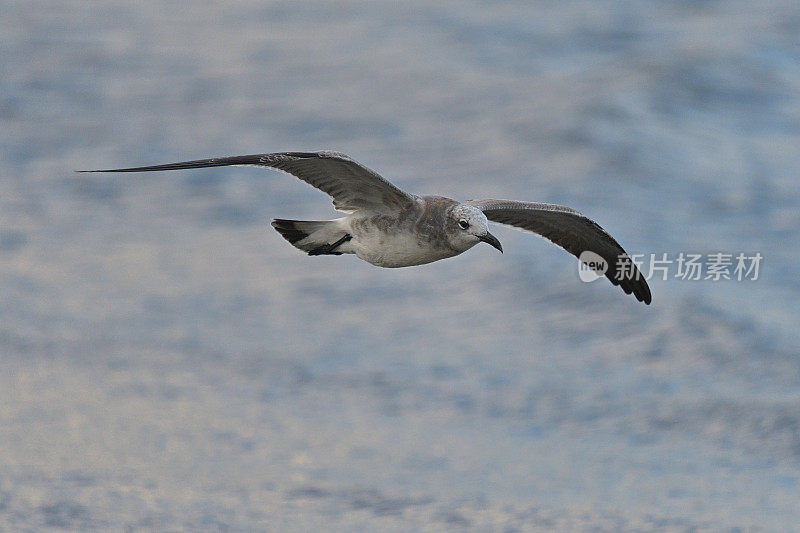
80,151,651,304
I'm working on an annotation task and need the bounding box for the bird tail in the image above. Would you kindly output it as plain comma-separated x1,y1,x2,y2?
271,219,352,256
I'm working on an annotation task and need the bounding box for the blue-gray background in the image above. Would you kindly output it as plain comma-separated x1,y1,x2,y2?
2,1,799,530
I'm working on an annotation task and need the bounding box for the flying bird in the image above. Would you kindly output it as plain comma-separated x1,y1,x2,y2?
80,151,651,304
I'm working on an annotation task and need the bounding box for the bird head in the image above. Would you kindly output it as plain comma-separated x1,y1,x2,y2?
448,204,503,253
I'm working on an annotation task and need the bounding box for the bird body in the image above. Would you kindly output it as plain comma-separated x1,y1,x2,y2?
351,196,469,267
348,208,449,268
274,196,480,268
80,151,651,304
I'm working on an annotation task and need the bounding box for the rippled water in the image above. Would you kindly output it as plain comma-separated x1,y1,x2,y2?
2,1,799,530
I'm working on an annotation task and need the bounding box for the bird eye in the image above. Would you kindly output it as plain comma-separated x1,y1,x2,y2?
458,219,469,230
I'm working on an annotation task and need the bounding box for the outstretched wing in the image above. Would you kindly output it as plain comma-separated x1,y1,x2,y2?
80,151,416,213
468,199,651,304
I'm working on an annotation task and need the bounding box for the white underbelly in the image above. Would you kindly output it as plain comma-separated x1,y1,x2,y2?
351,231,459,268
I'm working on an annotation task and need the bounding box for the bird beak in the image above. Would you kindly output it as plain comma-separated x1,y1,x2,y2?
479,232,503,253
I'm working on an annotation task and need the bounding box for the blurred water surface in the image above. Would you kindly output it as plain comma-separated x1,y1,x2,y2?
2,1,800,530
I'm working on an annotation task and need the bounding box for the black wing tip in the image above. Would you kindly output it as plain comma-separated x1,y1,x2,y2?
632,285,652,305
71,156,263,174
622,277,652,305
75,151,350,174
75,168,140,173
605,267,652,305
627,272,652,305
637,282,653,305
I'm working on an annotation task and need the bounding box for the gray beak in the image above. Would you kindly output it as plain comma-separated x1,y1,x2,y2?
479,232,503,253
